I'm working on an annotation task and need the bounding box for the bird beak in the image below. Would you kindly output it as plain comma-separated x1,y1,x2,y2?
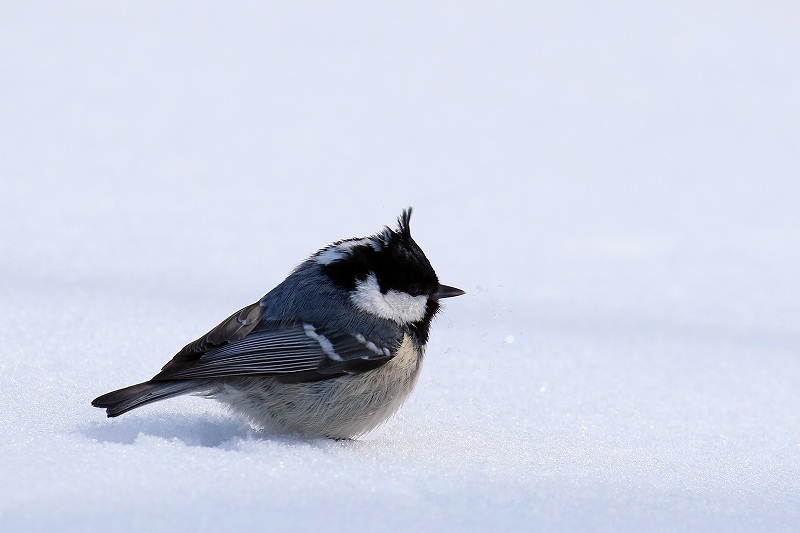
434,284,465,299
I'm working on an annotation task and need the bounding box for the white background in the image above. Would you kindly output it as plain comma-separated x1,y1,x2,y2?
2,2,799,531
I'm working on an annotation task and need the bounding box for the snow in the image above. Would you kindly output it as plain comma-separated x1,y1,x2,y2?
2,2,799,531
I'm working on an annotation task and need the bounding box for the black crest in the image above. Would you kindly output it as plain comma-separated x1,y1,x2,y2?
374,207,413,247
397,207,413,239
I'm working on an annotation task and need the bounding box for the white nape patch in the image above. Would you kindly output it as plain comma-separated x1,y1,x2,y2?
316,238,380,265
355,334,392,357
350,273,428,325
303,324,342,361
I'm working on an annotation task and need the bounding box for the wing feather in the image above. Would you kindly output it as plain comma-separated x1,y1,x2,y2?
152,319,401,382
174,301,267,357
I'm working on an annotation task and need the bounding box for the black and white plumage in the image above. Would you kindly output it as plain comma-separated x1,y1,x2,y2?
92,208,463,439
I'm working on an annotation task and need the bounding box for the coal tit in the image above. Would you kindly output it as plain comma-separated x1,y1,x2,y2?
92,208,463,439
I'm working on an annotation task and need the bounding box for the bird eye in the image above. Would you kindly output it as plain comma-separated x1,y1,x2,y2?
408,283,421,296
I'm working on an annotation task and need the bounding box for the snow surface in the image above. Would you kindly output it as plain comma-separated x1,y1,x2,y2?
2,2,799,531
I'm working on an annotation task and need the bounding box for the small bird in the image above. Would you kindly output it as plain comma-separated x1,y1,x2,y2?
92,208,463,439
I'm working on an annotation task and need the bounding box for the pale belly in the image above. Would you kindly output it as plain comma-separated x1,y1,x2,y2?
212,334,423,439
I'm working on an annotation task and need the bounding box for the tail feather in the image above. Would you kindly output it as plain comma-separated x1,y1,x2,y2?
92,380,202,417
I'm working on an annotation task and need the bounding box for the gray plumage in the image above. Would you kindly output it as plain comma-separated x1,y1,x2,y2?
92,208,463,439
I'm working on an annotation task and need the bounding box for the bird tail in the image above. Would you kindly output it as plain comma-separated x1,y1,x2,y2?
92,380,202,417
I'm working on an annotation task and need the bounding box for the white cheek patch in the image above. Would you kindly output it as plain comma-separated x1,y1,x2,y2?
316,238,381,265
350,273,428,325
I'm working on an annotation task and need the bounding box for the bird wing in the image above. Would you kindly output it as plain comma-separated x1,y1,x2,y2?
171,300,267,357
152,309,402,383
